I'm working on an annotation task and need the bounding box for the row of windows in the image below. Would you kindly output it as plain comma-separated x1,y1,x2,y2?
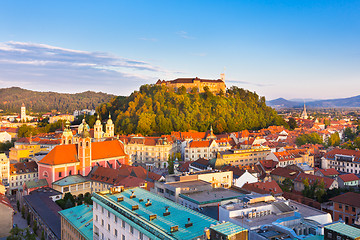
11,173,38,180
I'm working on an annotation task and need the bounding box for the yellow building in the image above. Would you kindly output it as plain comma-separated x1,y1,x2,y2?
211,146,271,169
49,114,75,124
156,74,226,94
9,144,41,161
119,135,176,169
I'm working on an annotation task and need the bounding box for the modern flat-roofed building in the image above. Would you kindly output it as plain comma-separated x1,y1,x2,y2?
324,221,360,240
92,187,247,240
59,204,93,240
219,194,332,235
52,174,92,197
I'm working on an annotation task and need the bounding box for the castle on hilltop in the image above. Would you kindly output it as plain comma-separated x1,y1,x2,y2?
156,73,226,94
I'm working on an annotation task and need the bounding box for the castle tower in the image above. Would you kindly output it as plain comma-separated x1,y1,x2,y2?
220,73,225,82
61,120,73,145
94,115,103,140
105,114,114,138
20,103,26,122
78,120,92,175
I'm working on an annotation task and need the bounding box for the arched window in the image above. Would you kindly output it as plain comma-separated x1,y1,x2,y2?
80,142,83,147
68,140,71,144
43,171,48,178
69,170,72,175
86,141,89,147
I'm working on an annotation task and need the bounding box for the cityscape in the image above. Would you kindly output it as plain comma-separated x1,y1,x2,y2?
1,1,360,240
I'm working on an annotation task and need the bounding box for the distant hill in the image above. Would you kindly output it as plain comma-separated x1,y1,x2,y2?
0,87,115,113
268,95,360,108
266,98,302,108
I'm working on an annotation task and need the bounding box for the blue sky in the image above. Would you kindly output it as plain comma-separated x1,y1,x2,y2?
0,0,359,100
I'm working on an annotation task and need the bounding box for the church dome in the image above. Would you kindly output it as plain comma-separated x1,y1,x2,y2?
95,115,101,126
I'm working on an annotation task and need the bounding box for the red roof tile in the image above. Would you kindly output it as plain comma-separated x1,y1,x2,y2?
338,173,359,182
317,168,339,176
330,192,360,208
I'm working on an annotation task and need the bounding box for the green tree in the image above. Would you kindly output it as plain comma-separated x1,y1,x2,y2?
16,200,20,211
18,125,37,138
41,231,45,240
33,220,38,234
328,132,340,146
7,226,23,240
27,212,31,225
167,154,175,174
344,127,356,141
21,206,25,219
288,118,298,130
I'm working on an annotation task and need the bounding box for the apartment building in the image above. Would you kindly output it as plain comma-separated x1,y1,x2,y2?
213,146,271,168
92,187,246,240
330,192,360,224
9,161,38,194
322,148,360,174
119,135,176,169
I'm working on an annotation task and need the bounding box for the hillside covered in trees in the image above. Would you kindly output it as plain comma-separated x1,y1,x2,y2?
0,87,115,113
97,85,286,135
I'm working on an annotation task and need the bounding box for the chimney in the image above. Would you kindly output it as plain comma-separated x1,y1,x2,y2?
145,199,152,207
185,218,193,228
163,206,170,216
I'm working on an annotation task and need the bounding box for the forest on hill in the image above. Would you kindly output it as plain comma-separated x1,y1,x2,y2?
97,85,286,135
0,87,114,113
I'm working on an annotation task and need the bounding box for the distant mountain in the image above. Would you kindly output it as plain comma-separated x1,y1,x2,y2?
0,87,115,113
266,98,302,108
268,95,360,108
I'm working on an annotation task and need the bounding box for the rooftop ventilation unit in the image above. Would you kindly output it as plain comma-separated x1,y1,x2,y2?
132,205,139,211
170,226,179,233
149,214,157,221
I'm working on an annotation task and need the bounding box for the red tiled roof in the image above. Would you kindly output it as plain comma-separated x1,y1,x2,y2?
338,173,359,182
324,148,360,162
92,140,126,160
178,161,194,172
189,140,211,148
39,144,78,165
295,173,335,189
330,192,360,208
317,168,339,176
242,180,283,195
39,140,127,165
10,161,38,174
270,167,300,180
0,193,12,209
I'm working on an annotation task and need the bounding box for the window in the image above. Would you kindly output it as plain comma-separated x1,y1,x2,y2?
130,226,134,234
95,215,98,222
352,207,356,212
101,219,104,226
114,229,118,237
122,220,125,228
345,206,348,211
338,204,342,209
122,235,125,240
107,224,110,231
114,216,117,223
69,170,72,175
59,172,62,177
139,232,143,240
108,210,110,218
